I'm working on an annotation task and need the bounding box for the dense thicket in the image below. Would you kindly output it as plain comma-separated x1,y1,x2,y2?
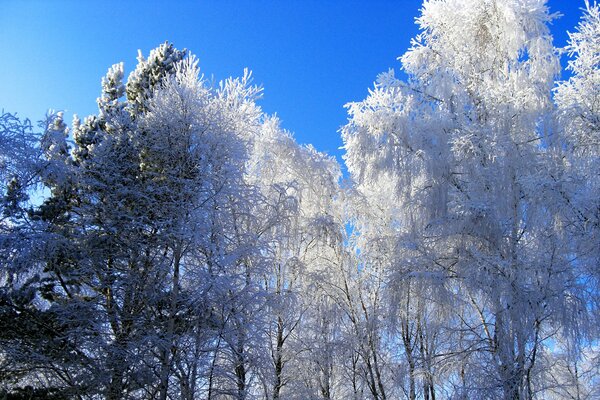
1,1,598,399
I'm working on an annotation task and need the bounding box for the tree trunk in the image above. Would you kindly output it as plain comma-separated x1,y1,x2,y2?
158,246,182,400
272,316,285,400
207,334,222,400
235,331,247,400
106,344,126,400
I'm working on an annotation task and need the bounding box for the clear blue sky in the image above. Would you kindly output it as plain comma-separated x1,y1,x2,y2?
0,0,586,162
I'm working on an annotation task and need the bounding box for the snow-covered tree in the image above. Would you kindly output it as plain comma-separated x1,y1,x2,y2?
550,3,600,397
0,112,39,218
1,43,266,400
245,117,342,400
342,1,588,398
554,0,600,320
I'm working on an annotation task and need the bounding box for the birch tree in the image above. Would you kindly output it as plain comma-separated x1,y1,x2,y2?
343,1,586,398
246,117,342,400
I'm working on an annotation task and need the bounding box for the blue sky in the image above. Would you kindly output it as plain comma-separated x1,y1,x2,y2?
0,0,586,162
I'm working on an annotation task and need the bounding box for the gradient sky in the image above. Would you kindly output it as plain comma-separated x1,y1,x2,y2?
0,0,586,163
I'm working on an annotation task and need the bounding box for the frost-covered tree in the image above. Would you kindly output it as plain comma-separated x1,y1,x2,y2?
1,43,266,400
555,0,600,318
246,117,342,400
555,1,600,157
342,1,588,398
0,112,40,218
551,2,600,397
0,111,105,399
